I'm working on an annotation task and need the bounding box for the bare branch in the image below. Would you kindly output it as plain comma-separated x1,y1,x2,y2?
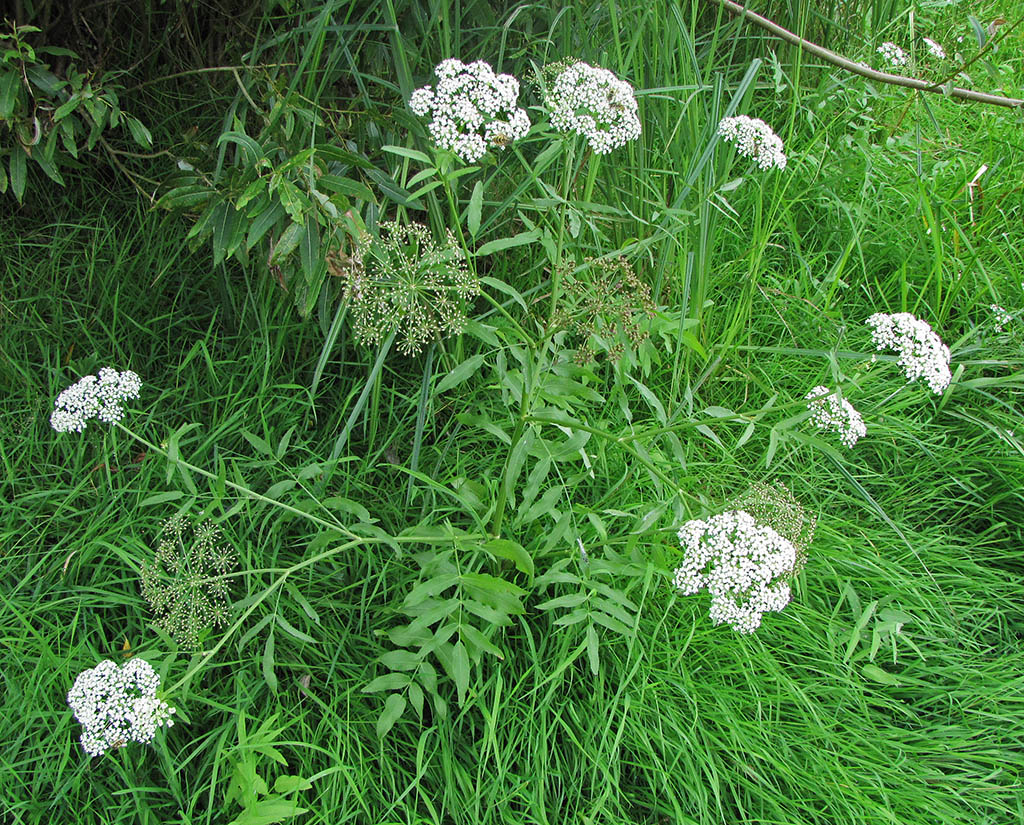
710,0,1024,109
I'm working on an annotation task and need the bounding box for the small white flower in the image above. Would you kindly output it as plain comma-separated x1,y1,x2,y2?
865,312,952,394
410,59,530,162
990,304,1011,332
50,368,142,433
877,42,907,67
805,386,867,448
67,658,176,758
544,61,641,154
923,37,946,59
717,115,787,171
673,510,801,634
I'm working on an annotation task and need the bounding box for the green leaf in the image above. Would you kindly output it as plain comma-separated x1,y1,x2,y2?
228,798,308,825
362,673,412,693
318,174,373,202
404,574,459,608
211,201,238,265
377,650,423,671
460,572,526,595
536,592,589,611
156,184,212,211
0,71,19,119
382,144,432,164
262,631,278,693
482,538,534,576
273,775,312,794
475,229,541,257
9,145,27,203
139,491,185,507
246,202,286,250
452,641,470,706
275,179,307,224
467,180,483,238
861,663,900,686
460,623,504,660
275,614,316,645
124,115,153,149
242,429,274,456
585,623,600,675
435,354,485,394
270,222,304,265
217,130,265,164
236,178,267,212
376,693,407,738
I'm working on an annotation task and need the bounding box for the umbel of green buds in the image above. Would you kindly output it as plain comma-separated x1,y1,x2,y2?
342,222,480,356
140,516,236,649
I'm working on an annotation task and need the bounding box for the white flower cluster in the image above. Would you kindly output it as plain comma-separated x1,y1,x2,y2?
409,59,530,163
67,659,176,758
717,115,787,171
922,37,946,60
877,42,907,67
545,61,641,155
805,386,867,448
866,312,952,394
990,304,1011,332
50,368,142,433
673,510,799,634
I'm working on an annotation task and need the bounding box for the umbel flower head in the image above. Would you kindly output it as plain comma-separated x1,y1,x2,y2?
865,312,951,394
140,516,237,649
877,41,907,67
544,61,641,154
552,256,655,364
806,386,867,448
409,59,530,163
343,221,480,356
50,368,141,433
673,510,801,634
717,115,787,171
67,658,176,758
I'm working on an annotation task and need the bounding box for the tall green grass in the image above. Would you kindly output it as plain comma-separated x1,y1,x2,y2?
2,0,1023,823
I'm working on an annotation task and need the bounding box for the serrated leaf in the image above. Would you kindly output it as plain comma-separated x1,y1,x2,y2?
460,623,503,659
403,574,460,608
377,693,407,738
482,538,533,576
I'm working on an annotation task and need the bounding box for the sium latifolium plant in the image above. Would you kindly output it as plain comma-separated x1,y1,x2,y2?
0,21,153,202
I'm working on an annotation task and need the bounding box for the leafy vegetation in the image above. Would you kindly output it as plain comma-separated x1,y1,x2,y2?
1,1,1022,823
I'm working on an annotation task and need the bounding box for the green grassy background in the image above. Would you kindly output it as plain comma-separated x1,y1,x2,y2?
1,1,1023,823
